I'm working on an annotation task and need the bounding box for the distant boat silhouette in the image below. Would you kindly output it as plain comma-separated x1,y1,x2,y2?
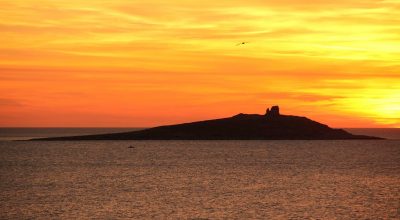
128,145,134,149
32,106,382,140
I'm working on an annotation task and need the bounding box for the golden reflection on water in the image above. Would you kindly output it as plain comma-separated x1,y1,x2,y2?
0,140,399,219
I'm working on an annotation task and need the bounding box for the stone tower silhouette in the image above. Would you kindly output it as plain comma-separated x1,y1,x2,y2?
266,106,280,117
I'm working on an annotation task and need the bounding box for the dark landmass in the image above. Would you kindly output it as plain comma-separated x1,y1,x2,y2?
32,106,382,140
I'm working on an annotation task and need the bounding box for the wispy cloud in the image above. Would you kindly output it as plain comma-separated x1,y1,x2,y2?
0,0,399,127
0,98,24,107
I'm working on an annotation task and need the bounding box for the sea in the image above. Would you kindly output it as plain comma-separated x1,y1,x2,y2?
0,128,399,219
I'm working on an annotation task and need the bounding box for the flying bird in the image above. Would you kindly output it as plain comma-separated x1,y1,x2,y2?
236,42,248,46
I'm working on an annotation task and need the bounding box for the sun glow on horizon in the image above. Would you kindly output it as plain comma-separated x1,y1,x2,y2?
0,0,399,127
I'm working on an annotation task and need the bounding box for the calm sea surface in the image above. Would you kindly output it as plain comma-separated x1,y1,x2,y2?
0,128,144,141
0,140,399,219
1,128,399,141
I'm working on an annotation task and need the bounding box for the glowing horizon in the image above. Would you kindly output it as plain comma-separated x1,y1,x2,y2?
0,0,399,128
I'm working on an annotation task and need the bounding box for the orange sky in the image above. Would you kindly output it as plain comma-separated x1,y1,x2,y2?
0,0,399,127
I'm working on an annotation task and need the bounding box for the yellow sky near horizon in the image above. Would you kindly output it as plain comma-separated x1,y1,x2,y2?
0,0,399,127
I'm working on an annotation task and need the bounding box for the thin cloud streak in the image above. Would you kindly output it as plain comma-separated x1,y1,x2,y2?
0,0,399,127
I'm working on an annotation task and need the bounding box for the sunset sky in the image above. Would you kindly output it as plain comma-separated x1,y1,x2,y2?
0,0,399,127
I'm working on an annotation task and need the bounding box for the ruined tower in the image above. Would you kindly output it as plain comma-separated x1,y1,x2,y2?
265,106,280,117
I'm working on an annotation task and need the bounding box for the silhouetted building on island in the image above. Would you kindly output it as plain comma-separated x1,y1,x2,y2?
266,106,280,117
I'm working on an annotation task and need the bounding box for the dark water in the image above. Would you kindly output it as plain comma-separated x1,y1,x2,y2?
345,128,400,140
0,128,400,140
0,140,399,219
0,128,144,141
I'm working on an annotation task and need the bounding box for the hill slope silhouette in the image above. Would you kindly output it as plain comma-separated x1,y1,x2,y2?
34,106,381,140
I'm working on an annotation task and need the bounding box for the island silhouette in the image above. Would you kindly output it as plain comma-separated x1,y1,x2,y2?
32,106,382,140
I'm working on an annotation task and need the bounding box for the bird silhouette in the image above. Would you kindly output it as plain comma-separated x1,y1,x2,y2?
236,42,248,46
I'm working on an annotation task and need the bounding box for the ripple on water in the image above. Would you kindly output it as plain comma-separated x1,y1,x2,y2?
0,140,399,219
